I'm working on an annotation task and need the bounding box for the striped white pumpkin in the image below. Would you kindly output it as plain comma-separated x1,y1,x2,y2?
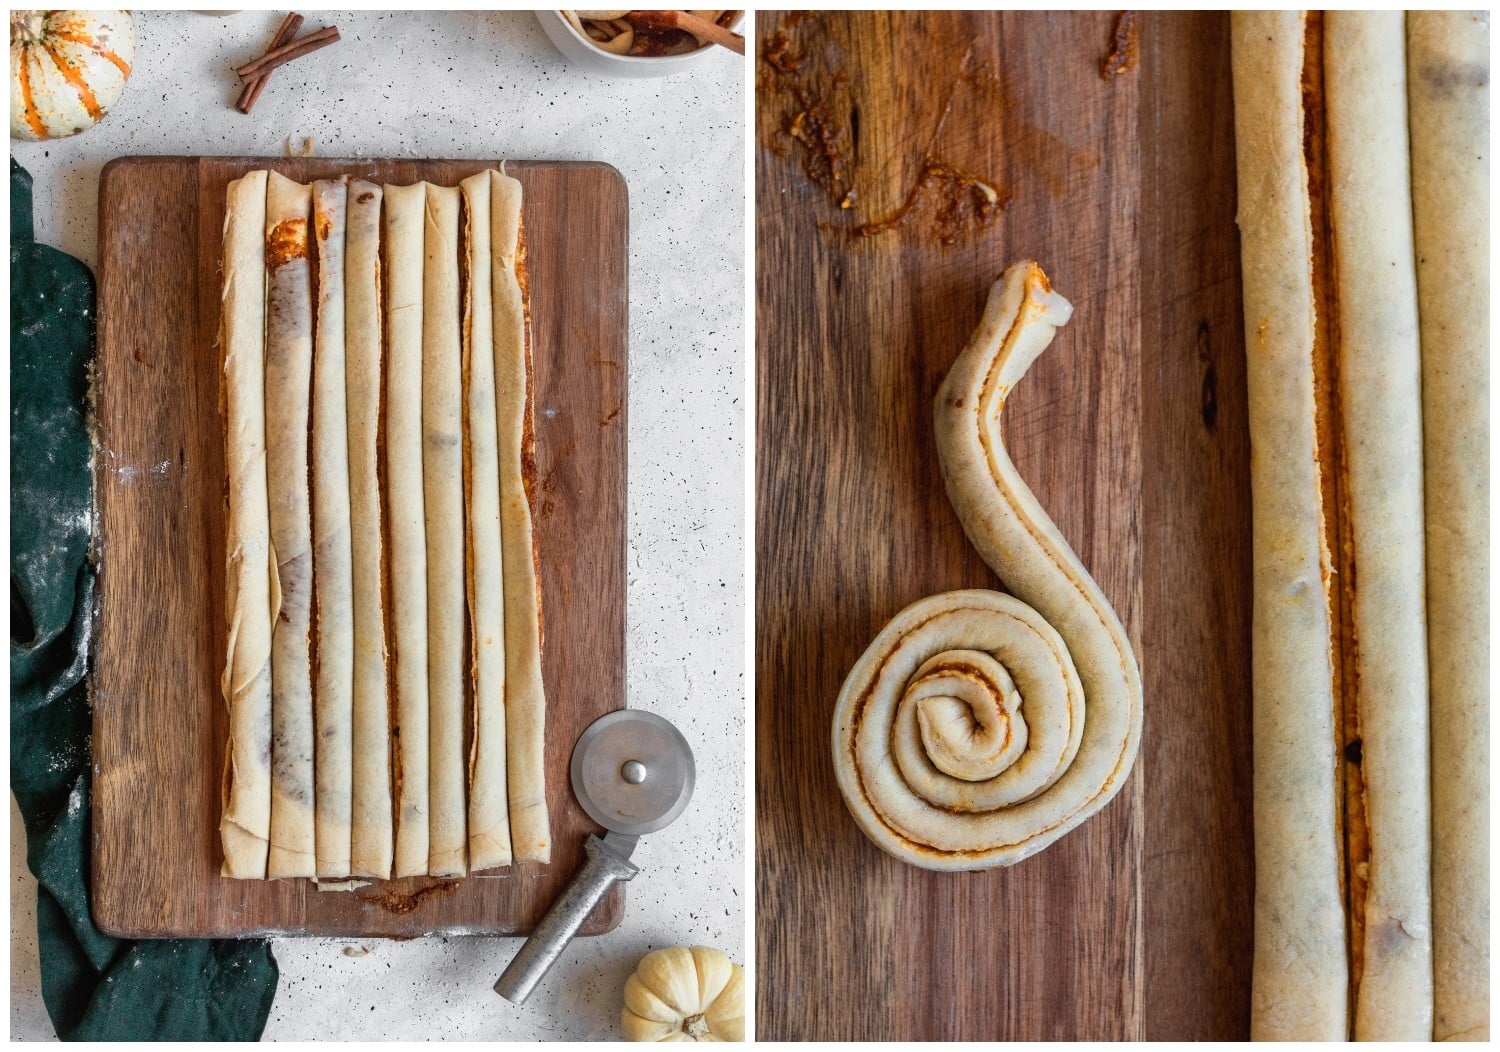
10,10,134,141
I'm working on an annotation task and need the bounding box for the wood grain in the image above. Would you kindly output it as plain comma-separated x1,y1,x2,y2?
1137,12,1254,1040
755,10,1253,1040
91,156,628,938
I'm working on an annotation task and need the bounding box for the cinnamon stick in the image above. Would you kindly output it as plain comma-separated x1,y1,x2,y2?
235,24,339,81
629,10,745,55
236,11,303,114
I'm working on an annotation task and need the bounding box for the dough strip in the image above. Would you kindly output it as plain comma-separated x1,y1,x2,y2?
1230,12,1349,1038
384,181,431,877
311,176,355,879
219,169,274,879
462,172,513,871
492,170,551,863
1408,11,1491,1041
346,179,394,879
1324,12,1433,1039
423,183,468,877
264,171,318,878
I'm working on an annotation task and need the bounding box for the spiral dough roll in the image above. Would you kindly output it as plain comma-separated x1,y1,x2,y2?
832,261,1142,871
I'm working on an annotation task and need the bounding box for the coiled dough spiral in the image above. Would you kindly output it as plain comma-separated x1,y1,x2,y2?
832,261,1142,870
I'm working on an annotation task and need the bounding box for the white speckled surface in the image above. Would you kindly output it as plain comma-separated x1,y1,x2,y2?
9,9,745,1042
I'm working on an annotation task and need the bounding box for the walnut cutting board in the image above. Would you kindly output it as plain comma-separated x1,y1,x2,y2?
91,157,628,938
756,11,1253,1040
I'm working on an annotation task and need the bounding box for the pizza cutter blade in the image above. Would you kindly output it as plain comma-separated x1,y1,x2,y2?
494,709,695,1004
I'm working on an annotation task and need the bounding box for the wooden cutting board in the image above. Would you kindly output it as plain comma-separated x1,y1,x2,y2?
755,11,1253,1041
91,157,628,938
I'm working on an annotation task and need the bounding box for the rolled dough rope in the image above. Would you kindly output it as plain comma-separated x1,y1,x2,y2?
311,176,355,879
384,181,431,877
423,184,468,878
491,169,550,863
831,261,1141,871
219,169,273,879
346,179,394,879
1325,12,1433,1040
264,170,317,878
1230,11,1348,1039
461,171,513,872
1407,11,1490,1042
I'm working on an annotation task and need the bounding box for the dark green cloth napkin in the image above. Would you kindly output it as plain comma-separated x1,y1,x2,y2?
10,157,279,1041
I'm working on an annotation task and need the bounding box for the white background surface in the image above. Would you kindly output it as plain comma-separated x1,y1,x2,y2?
9,8,746,1041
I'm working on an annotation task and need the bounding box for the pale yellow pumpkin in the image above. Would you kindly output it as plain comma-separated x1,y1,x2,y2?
621,946,745,1042
11,10,134,141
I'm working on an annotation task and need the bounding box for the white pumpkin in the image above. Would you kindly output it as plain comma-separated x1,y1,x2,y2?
11,10,134,141
622,945,745,1042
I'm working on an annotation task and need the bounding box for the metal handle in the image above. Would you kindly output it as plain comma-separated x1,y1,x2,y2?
494,833,638,1003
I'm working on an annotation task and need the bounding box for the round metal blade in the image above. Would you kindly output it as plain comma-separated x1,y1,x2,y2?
569,710,695,836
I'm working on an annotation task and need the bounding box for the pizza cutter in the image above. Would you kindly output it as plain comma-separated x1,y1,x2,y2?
494,709,695,1004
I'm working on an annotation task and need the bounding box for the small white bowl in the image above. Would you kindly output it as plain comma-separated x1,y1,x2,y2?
535,10,743,78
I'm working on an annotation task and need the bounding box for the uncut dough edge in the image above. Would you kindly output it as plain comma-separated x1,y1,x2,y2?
461,170,514,871
1229,11,1349,1041
219,168,274,879
264,170,318,878
347,179,395,879
384,181,431,878
1324,11,1433,1040
311,176,356,879
423,183,468,878
492,169,551,863
1407,10,1491,1042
